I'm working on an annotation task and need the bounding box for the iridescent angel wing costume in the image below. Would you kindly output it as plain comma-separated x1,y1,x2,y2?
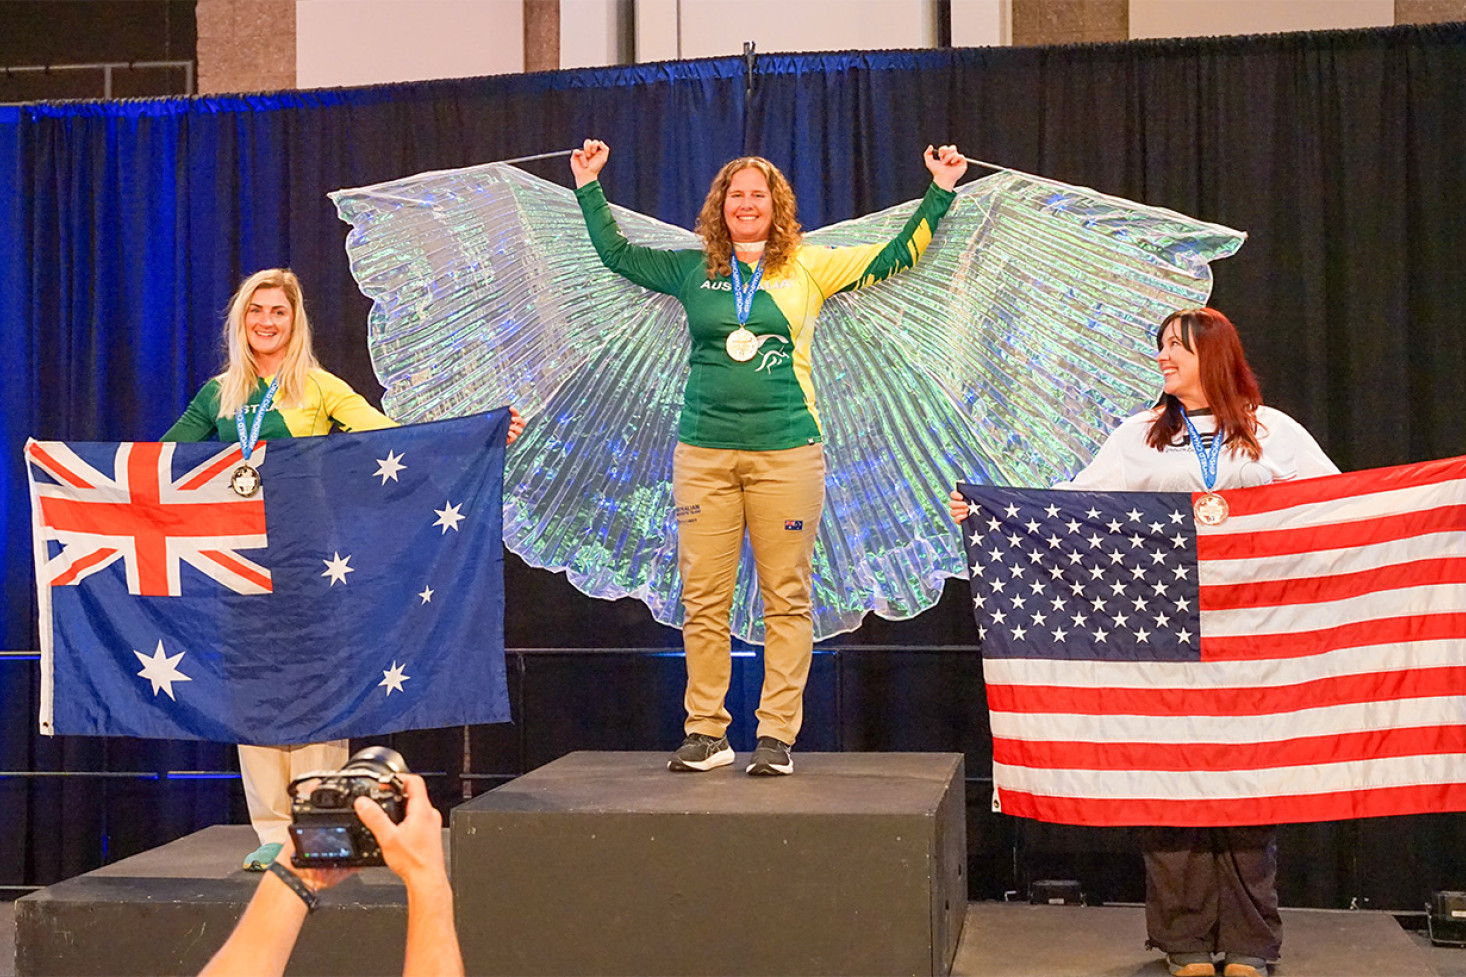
330,163,1243,643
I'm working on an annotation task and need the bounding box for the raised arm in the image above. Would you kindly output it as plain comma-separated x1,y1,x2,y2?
924,143,968,192
805,144,968,296
571,138,694,295
569,138,608,189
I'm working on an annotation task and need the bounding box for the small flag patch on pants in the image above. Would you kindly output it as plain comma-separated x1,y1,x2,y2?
784,520,803,531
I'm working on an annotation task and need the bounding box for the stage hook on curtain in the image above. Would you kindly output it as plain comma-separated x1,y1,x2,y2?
743,41,757,96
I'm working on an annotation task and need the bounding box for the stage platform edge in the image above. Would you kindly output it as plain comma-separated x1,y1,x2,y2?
8,821,1449,976
14,825,416,977
450,749,967,977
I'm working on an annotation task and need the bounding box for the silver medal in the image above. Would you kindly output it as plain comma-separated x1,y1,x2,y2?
230,464,262,498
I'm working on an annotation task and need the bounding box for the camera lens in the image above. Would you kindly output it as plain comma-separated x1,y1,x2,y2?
338,745,409,779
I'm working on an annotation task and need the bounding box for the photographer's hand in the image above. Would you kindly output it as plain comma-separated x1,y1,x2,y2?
354,773,444,886
355,774,464,977
297,865,356,890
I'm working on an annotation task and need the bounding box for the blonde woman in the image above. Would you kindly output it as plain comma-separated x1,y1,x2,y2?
164,268,393,869
572,140,966,775
164,268,522,869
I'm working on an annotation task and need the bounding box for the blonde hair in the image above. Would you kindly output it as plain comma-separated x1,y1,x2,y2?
695,156,802,280
215,268,319,418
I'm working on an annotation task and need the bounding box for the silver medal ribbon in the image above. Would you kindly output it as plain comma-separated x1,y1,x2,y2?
231,375,280,497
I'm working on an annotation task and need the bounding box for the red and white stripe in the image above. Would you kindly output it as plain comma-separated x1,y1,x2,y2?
988,455,1466,826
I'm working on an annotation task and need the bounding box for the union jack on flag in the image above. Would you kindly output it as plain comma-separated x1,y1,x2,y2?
958,454,1466,828
26,410,512,745
28,440,271,597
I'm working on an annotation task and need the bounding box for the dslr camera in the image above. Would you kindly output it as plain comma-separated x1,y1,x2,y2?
287,745,408,868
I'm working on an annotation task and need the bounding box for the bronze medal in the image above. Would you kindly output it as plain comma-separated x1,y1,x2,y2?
1193,491,1228,526
230,463,262,498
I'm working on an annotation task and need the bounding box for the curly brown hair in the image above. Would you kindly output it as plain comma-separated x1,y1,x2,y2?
695,156,803,280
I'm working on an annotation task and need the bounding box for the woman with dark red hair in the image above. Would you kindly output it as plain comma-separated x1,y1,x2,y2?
951,307,1337,977
1050,307,1335,497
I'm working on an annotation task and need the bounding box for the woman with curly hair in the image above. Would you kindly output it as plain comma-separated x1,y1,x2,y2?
572,139,966,775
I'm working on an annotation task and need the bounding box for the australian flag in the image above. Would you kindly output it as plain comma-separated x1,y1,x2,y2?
26,410,511,744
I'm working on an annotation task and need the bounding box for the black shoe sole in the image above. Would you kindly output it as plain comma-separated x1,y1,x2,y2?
745,759,794,775
667,748,735,772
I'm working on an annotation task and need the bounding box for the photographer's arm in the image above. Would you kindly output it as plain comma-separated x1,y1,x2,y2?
198,864,353,977
355,774,465,977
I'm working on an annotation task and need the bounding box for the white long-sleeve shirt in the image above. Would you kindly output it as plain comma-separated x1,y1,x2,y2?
1058,405,1339,492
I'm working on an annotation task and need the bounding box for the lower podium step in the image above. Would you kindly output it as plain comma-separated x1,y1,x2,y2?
451,750,967,976
14,825,413,976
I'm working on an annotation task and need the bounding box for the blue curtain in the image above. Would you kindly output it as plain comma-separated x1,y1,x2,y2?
0,60,748,653
6,25,1466,903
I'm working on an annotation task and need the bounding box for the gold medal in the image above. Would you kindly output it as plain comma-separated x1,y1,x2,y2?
1193,491,1228,526
230,464,262,498
725,327,759,362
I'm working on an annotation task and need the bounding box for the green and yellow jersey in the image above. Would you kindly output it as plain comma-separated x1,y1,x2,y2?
162,368,396,442
576,179,955,451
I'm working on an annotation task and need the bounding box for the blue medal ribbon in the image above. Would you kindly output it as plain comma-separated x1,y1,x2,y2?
728,253,765,326
1181,412,1223,491
235,374,281,464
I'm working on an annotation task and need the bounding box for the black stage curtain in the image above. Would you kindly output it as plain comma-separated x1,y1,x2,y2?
4,23,1466,907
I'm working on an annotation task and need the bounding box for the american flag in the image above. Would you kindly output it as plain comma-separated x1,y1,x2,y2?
958,455,1466,827
26,410,512,744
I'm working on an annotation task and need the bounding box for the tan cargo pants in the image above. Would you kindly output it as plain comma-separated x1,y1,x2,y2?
672,441,825,745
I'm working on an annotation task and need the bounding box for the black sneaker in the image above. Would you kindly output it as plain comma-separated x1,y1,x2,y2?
668,733,734,772
745,736,794,775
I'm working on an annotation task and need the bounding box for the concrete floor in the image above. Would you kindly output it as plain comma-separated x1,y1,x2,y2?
952,902,1466,977
8,896,1466,976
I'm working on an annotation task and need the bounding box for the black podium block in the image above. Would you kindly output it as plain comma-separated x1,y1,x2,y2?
451,751,966,976
15,826,415,976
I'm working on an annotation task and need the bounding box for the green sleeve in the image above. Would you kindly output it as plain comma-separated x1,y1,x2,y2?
575,180,695,295
825,181,957,296
161,380,222,441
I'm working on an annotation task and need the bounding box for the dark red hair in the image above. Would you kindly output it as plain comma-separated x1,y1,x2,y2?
1146,307,1263,460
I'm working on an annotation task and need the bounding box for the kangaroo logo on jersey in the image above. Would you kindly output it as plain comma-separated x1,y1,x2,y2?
752,334,792,373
